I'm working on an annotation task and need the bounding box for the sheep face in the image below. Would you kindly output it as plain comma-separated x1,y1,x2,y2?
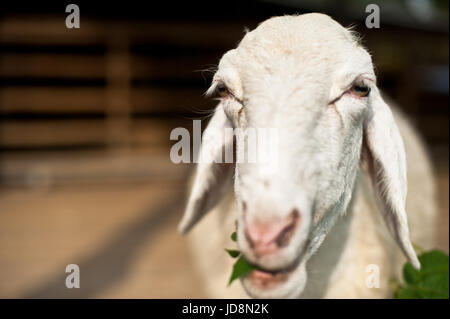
179,13,419,299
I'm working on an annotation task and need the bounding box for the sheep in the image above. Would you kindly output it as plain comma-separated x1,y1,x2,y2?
178,13,437,298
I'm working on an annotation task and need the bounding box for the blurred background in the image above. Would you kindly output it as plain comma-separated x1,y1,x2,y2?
0,0,448,298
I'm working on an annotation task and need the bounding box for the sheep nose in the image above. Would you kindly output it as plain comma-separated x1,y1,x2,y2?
244,209,300,256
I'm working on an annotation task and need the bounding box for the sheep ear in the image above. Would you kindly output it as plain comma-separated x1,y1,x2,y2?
178,105,234,235
362,87,420,269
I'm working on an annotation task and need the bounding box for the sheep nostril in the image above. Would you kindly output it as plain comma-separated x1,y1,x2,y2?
275,208,300,247
242,201,247,213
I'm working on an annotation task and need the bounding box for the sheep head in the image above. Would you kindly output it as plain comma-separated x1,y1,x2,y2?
179,13,419,298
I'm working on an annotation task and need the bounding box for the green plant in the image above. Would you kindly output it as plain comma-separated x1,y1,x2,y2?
225,231,258,285
394,250,449,299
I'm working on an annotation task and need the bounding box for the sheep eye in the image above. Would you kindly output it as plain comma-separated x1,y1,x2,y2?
350,84,371,97
216,83,230,98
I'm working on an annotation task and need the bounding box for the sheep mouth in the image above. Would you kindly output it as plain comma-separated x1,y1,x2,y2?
244,239,308,289
245,251,303,289
247,268,291,289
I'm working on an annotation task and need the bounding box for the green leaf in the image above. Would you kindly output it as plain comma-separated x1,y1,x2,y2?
231,232,237,242
225,249,240,258
395,286,418,299
403,263,418,284
228,256,258,286
395,250,449,299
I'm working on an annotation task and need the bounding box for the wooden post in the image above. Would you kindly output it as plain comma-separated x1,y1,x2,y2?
105,28,132,152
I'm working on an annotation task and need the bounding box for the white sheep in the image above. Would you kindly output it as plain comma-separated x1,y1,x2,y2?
178,13,437,298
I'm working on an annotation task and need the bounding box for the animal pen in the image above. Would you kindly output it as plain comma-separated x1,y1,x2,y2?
0,0,448,298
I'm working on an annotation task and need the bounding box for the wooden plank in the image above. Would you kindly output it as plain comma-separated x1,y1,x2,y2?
132,87,212,113
0,87,106,113
0,87,212,114
129,22,242,48
0,54,106,78
0,118,187,147
0,120,106,147
0,16,109,45
132,55,217,80
0,53,216,80
131,119,186,146
0,146,189,186
0,16,244,47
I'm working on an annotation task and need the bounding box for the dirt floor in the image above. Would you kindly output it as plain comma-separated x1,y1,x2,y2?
0,180,207,298
0,157,448,298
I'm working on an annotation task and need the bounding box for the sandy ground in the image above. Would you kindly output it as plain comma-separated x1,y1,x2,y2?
0,161,447,298
0,180,207,298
